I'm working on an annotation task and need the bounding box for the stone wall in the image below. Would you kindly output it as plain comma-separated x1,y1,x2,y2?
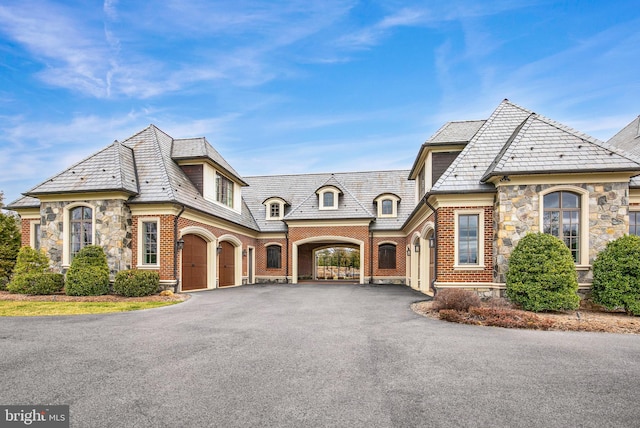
39,199,132,278
494,182,629,284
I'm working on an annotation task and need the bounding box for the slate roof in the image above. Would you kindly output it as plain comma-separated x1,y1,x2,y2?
25,140,138,196
408,120,484,178
172,137,247,185
120,126,258,230
243,170,414,232
607,116,640,188
431,100,640,193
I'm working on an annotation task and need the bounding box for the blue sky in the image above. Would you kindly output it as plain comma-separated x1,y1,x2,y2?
1,0,639,205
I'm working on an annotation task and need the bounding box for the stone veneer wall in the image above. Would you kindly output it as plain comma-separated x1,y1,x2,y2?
494,182,629,284
40,199,132,278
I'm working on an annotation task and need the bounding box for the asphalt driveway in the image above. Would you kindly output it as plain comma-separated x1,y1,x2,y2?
1,283,639,427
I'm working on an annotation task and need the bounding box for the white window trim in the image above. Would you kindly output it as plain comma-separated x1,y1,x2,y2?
319,188,339,210
264,198,286,221
454,209,484,270
374,194,400,218
214,171,241,213
62,203,96,268
137,217,160,269
30,220,41,250
538,185,589,267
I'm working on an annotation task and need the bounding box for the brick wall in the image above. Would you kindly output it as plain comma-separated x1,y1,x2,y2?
436,206,494,283
20,219,31,247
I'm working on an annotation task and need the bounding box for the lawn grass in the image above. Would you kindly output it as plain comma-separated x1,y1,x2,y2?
0,300,181,316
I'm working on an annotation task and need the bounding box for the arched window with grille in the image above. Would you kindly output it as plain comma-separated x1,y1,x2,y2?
378,244,396,270
70,206,93,259
543,191,580,262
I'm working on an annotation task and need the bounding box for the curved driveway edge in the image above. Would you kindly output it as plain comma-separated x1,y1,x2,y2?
1,283,639,427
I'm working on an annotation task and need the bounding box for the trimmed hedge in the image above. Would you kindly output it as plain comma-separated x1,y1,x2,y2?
65,246,110,296
506,233,579,312
592,235,640,315
113,270,160,297
7,273,64,295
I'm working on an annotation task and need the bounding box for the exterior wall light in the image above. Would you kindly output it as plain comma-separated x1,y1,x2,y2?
406,247,411,257
176,238,185,250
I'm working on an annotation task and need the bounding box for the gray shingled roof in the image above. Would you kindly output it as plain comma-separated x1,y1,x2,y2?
25,141,138,196
172,137,247,185
608,115,640,156
431,100,533,193
6,195,40,210
482,113,640,180
121,126,259,231
409,120,484,178
243,170,414,232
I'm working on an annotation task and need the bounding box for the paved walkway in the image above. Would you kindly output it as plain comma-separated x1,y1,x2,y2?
1,283,639,427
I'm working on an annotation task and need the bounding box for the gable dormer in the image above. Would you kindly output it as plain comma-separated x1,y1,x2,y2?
263,197,289,220
316,185,341,210
172,137,247,212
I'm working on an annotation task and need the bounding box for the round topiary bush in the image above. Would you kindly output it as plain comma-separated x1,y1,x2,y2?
7,273,64,295
7,247,62,295
64,245,110,296
113,270,160,297
591,234,640,315
506,233,579,312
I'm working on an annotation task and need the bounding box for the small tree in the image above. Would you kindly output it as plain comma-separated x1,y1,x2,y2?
592,235,640,315
0,211,21,289
506,233,579,312
65,245,110,296
7,247,64,295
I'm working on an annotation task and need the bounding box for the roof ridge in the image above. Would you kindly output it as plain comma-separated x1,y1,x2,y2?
284,174,332,219
151,125,177,201
113,140,126,191
481,113,536,182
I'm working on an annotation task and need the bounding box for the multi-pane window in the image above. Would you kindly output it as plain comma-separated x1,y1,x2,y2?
270,203,280,218
33,223,41,250
266,245,281,269
323,192,334,208
458,214,479,264
543,191,580,262
142,221,158,265
378,244,396,269
70,206,92,259
381,199,393,215
630,211,640,236
216,173,234,207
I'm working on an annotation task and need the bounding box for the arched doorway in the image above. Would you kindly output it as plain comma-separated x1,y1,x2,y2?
182,234,208,291
292,236,365,284
219,241,235,287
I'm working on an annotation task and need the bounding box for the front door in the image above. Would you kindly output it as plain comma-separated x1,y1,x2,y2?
182,234,207,291
219,241,235,287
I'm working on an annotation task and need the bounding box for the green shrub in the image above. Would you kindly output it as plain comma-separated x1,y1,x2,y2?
65,266,110,296
113,270,160,297
65,246,110,296
12,246,50,275
0,212,21,289
432,288,481,312
506,233,579,312
591,235,640,315
7,273,64,295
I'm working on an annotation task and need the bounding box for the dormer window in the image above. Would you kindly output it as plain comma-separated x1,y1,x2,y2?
374,193,400,218
317,186,340,210
263,197,288,221
216,173,234,208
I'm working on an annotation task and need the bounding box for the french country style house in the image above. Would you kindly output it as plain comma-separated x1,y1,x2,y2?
8,100,640,296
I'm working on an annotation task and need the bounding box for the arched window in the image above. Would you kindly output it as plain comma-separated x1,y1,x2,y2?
266,245,282,269
381,199,393,215
543,191,580,262
70,206,93,259
378,244,396,269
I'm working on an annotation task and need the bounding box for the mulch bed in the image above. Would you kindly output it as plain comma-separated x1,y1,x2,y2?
412,300,640,334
